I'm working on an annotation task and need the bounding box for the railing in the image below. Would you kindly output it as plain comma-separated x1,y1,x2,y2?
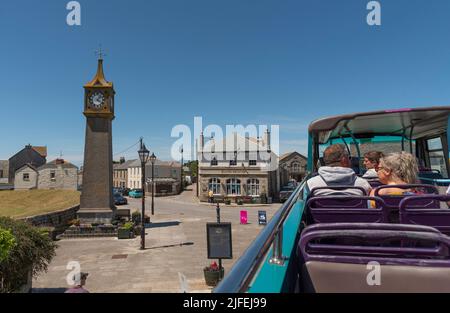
213,175,309,293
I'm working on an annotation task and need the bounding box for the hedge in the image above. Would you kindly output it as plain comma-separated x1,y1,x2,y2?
0,217,57,293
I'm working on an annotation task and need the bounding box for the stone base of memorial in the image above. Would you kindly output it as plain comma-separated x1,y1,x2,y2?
59,224,117,238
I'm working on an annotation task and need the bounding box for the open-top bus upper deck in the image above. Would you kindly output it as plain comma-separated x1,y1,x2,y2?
214,106,450,293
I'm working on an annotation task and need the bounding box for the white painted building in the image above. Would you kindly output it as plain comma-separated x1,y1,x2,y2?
127,159,142,189
197,130,280,202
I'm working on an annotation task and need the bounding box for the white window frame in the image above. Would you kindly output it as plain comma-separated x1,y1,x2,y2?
226,178,241,195
247,178,260,196
208,178,221,195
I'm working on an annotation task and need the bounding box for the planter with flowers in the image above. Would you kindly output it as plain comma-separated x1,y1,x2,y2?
118,222,134,239
203,261,224,287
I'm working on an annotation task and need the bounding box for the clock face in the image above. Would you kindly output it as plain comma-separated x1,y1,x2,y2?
89,91,105,110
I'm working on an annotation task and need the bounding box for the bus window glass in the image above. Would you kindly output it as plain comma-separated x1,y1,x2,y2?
425,137,448,178
428,151,447,176
427,138,443,150
319,136,415,159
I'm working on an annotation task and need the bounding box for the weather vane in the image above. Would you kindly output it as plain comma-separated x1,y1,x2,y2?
95,44,107,60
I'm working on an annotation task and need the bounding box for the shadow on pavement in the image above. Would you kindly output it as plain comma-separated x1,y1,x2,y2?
145,221,181,228
146,241,194,250
32,288,67,293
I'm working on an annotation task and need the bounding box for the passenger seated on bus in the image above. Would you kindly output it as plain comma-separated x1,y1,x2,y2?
306,144,371,196
362,151,384,179
369,152,419,197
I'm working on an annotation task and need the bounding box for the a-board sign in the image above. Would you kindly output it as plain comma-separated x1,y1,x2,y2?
206,222,233,259
240,210,248,224
258,211,267,225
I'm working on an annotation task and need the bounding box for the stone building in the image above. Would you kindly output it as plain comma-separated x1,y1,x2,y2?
144,160,181,196
14,164,38,190
279,152,308,187
197,131,280,202
125,157,182,193
0,160,9,184
13,159,78,191
113,159,135,188
8,144,47,184
37,159,78,190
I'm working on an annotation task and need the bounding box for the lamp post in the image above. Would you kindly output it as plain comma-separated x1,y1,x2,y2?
180,145,184,192
138,141,150,250
149,152,156,216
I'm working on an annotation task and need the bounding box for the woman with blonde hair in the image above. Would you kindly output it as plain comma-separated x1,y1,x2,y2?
370,152,419,196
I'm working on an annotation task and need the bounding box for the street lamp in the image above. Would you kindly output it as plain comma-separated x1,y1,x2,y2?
138,142,150,250
180,145,184,192
149,152,157,216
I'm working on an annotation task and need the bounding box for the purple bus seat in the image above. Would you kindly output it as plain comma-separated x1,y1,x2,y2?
301,222,441,234
306,196,388,224
309,186,367,197
419,170,443,181
373,184,439,209
367,179,383,188
298,223,450,292
400,195,450,235
374,185,439,223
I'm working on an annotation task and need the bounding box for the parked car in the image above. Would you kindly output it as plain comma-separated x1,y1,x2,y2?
119,188,130,196
128,189,143,198
279,185,296,203
114,192,128,205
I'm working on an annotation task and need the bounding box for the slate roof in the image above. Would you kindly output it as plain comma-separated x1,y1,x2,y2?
37,159,78,170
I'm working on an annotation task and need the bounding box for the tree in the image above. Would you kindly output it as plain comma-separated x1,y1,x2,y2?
186,160,198,178
0,228,15,263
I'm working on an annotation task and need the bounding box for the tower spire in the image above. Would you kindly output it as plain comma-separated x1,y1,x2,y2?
84,46,113,88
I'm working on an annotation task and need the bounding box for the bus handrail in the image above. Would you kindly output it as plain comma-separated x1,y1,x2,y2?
213,174,310,293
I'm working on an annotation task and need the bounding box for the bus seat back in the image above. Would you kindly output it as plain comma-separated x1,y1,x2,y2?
400,195,450,235
306,196,388,224
299,223,450,293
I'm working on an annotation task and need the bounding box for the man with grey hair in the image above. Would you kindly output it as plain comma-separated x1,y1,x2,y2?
306,144,371,196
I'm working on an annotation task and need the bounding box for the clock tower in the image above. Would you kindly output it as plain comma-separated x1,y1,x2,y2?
78,56,116,223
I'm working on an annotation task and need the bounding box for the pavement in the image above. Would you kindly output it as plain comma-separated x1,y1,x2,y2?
32,185,281,293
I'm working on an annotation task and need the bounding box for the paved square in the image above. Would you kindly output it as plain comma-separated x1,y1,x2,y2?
33,187,280,293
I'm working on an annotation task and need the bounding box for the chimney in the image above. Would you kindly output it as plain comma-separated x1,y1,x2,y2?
56,159,64,165
264,128,271,152
199,131,204,151
119,157,125,164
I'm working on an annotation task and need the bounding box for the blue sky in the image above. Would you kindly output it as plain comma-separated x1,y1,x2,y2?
1,0,450,166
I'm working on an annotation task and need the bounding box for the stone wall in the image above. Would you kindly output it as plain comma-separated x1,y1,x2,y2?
20,205,79,227
0,160,9,180
14,167,38,190
38,167,78,190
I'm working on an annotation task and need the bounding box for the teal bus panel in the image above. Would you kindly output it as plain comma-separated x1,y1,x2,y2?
248,200,305,293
